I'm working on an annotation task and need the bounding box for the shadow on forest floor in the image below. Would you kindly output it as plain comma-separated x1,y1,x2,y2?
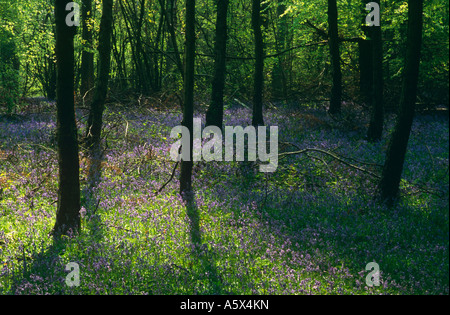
1,107,448,294
183,192,224,294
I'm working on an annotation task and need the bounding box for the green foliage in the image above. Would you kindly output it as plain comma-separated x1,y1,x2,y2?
15,0,57,98
0,62,20,114
0,0,447,106
0,24,20,113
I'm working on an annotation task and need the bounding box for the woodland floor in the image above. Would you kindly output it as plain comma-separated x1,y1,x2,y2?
0,100,448,295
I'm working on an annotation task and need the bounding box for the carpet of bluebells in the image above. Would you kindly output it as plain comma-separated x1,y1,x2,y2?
0,101,448,295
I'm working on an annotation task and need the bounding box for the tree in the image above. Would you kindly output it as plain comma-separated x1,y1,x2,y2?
85,0,114,187
160,0,184,81
367,0,384,142
327,0,342,115
80,0,95,102
251,0,264,126
271,0,288,100
205,0,229,129
0,28,20,114
359,2,373,106
0,0,20,113
377,0,424,204
119,0,150,94
52,0,81,237
179,0,195,196
118,0,163,94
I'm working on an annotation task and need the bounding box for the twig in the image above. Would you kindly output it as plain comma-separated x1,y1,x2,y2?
155,161,179,196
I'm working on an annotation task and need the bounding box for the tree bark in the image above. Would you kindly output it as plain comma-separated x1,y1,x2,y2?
85,0,114,187
367,0,384,142
327,0,342,115
180,0,195,197
359,39,373,104
377,0,424,204
160,0,185,81
80,0,95,102
119,0,150,94
271,0,287,100
251,0,264,126
205,0,229,129
52,0,81,237
359,3,373,107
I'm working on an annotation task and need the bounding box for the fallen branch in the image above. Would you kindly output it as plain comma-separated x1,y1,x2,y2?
278,145,381,179
280,141,383,168
278,142,447,198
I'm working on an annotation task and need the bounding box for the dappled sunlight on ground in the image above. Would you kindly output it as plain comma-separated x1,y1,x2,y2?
0,106,448,294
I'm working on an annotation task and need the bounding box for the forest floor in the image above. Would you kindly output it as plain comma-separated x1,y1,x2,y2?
0,100,448,295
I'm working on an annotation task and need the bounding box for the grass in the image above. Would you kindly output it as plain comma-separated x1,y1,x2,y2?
0,103,448,295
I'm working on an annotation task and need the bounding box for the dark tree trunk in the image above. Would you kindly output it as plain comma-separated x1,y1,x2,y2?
160,0,185,81
85,0,114,186
52,0,81,237
205,0,229,129
111,23,127,90
271,0,287,100
327,0,342,115
180,0,195,196
377,0,424,204
359,0,373,106
367,0,384,142
80,0,95,102
359,28,373,106
45,54,57,101
251,0,264,126
119,0,149,94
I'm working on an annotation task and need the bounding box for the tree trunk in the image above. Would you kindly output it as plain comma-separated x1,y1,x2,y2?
271,0,287,100
180,0,195,197
160,0,185,81
367,0,384,142
52,0,81,237
205,0,229,129
85,0,114,187
45,53,57,101
359,0,373,106
80,0,95,102
327,0,342,115
359,39,373,104
119,0,149,94
251,0,264,126
377,0,424,204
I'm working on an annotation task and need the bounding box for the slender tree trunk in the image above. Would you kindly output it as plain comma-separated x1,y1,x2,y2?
52,0,81,237
359,0,373,106
85,0,114,187
251,0,264,126
152,9,165,92
271,0,287,100
80,0,95,102
327,0,342,115
367,0,384,142
111,22,127,90
205,0,229,129
45,53,57,101
377,0,424,204
180,0,195,196
359,39,373,105
119,0,148,93
160,0,185,80
136,0,148,94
